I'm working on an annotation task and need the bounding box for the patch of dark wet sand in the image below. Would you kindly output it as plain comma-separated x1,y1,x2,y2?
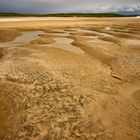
0,51,3,59
0,48,4,59
0,29,21,43
30,34,55,45
132,89,140,101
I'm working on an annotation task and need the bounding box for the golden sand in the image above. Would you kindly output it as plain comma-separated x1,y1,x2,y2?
0,17,140,140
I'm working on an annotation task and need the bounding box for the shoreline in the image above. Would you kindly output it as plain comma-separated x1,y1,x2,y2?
0,17,140,29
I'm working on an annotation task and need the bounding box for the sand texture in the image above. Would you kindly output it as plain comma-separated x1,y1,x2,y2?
0,17,140,140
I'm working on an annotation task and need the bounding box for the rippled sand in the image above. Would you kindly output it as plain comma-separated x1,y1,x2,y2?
0,17,140,140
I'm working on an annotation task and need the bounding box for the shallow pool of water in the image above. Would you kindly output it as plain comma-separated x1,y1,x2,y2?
0,31,45,47
47,37,84,54
87,36,113,44
0,29,84,54
75,28,113,37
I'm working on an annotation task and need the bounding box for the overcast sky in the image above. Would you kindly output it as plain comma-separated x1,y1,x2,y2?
0,0,140,14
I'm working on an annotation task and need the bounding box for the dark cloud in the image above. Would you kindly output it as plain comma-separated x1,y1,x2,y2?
0,0,140,14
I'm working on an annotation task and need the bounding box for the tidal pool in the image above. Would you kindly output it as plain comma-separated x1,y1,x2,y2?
0,29,84,54
47,37,84,54
0,31,45,47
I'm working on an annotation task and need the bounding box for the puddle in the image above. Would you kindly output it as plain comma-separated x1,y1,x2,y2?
0,29,84,54
126,39,140,46
0,31,45,47
75,28,113,37
74,28,93,34
48,32,69,37
45,29,84,54
71,28,114,45
52,29,66,33
48,29,76,37
105,26,112,31
47,37,84,54
87,36,113,44
47,29,113,53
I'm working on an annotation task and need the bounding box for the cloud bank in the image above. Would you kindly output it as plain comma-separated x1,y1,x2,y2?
0,0,140,14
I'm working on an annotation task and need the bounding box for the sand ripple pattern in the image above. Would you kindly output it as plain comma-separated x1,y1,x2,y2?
0,23,140,140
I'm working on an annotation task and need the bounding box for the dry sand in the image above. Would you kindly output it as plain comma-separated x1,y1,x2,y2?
0,17,140,140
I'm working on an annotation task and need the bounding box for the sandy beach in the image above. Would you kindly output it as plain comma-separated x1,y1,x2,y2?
0,17,139,28
0,17,140,140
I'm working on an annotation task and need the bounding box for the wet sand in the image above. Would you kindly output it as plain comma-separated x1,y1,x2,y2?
0,17,140,140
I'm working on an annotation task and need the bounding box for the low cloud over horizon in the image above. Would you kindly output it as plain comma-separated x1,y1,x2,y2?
0,0,140,14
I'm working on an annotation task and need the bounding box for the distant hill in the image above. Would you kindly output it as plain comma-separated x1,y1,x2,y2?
0,13,135,17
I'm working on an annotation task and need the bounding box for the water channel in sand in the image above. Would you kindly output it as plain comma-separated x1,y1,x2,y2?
0,28,115,54
47,37,84,54
0,30,84,54
0,31,45,47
